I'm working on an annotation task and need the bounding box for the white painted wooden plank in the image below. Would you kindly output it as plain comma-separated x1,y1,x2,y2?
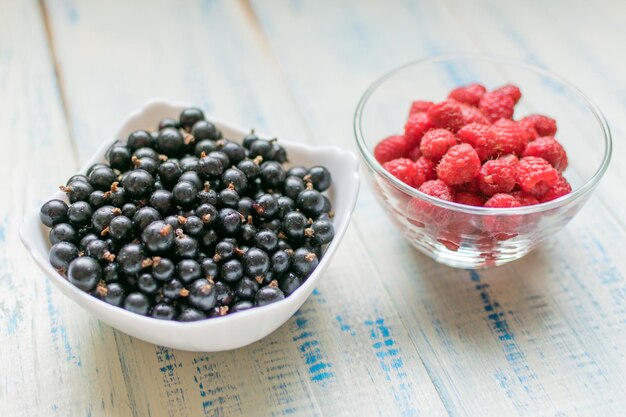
40,0,449,416
248,0,626,415
0,1,132,416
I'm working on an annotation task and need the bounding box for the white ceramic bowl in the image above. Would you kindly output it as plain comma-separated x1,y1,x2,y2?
20,98,360,352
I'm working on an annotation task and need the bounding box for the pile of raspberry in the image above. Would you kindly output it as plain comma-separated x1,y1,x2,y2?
374,83,571,208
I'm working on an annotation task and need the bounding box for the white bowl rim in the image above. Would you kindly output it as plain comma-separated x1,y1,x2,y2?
354,53,613,216
20,98,360,331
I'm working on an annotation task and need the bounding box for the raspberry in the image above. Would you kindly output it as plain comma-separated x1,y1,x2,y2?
519,114,557,136
407,146,422,161
459,103,490,125
455,192,484,206
479,92,515,123
448,83,486,106
522,136,568,171
418,180,455,201
489,118,527,156
426,100,464,132
436,143,481,186
374,135,408,164
539,174,572,202
515,156,559,195
477,159,516,196
420,128,457,161
511,191,539,206
484,193,521,208
415,156,437,181
483,194,523,239
409,100,434,116
493,84,522,104
517,119,539,142
407,180,454,229
404,112,432,149
456,123,494,161
498,154,519,165
382,158,420,187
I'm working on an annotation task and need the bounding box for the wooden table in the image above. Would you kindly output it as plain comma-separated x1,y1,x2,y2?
2,1,626,416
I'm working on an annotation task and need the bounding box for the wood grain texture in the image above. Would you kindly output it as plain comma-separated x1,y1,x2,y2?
0,1,132,416
3,0,626,416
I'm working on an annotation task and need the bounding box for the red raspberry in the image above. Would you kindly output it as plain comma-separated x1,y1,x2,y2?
511,191,540,206
382,158,420,187
460,103,490,125
436,143,481,186
374,135,408,164
483,194,523,240
522,136,568,171
484,193,521,208
448,83,486,106
498,154,519,165
420,128,457,161
519,114,557,136
456,123,495,161
418,180,455,201
415,156,437,181
515,156,559,195
426,100,464,132
455,192,484,206
517,119,539,142
479,92,515,123
493,84,522,104
409,100,434,116
539,174,572,202
407,146,422,161
407,180,454,229
404,112,432,149
477,159,516,196
489,118,527,156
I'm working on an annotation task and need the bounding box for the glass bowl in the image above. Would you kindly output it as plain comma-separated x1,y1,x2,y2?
354,55,612,269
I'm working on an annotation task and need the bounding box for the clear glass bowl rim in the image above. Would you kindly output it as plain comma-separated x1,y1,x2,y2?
354,53,613,216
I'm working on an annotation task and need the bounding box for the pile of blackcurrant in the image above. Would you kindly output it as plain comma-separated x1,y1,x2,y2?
40,107,334,321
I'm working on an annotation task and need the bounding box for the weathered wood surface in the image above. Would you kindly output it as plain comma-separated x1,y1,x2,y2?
1,0,625,416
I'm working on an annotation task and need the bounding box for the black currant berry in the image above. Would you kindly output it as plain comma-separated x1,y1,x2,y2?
149,189,174,215
236,277,259,301
255,284,285,307
127,130,152,151
68,256,101,291
141,221,174,252
151,303,176,320
157,127,184,157
65,180,95,203
280,272,303,296
117,243,145,275
243,248,270,278
179,107,205,131
187,279,217,311
178,308,206,322
220,259,243,283
191,120,220,140
177,259,202,283
124,292,150,316
49,223,78,245
49,241,79,270
133,207,161,231
122,169,154,199
291,247,319,277
281,211,307,240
